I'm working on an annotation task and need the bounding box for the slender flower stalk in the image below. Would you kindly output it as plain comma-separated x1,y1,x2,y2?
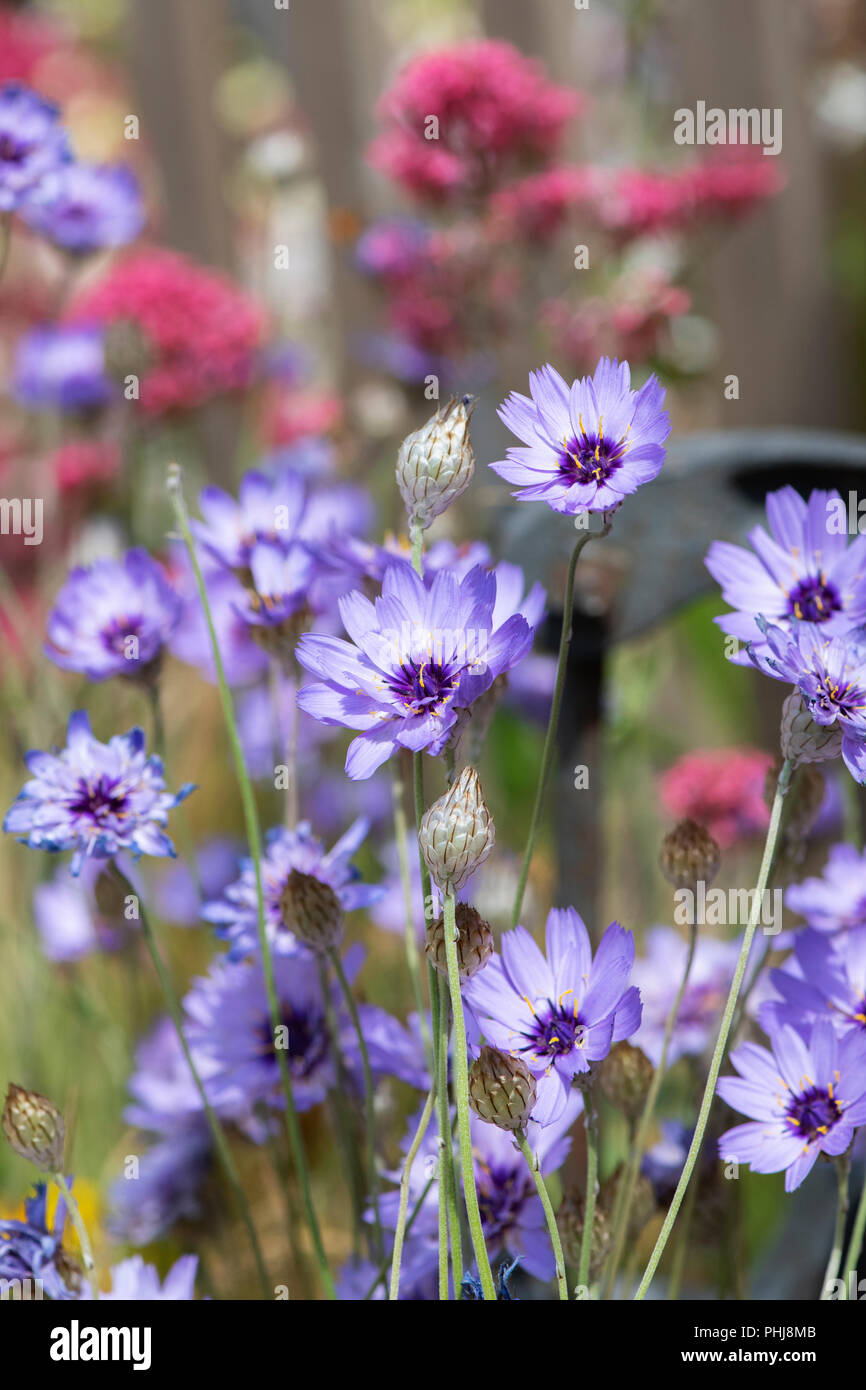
443,889,496,1299
111,865,270,1296
167,463,335,1299
438,972,464,1295
603,924,698,1298
392,768,430,1063
514,1130,568,1300
389,1088,435,1301
511,523,609,927
329,947,384,1263
842,1166,866,1297
316,959,365,1257
820,1156,851,1300
577,1083,600,1292
634,758,793,1299
51,1173,94,1272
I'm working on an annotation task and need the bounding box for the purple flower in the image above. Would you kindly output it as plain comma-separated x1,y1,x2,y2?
32,856,138,960
786,843,866,935
355,216,430,278
491,357,670,516
45,549,182,682
0,83,71,212
760,928,866,1042
151,836,242,927
296,563,533,779
202,818,381,961
233,540,318,630
3,710,194,874
170,554,268,687
464,907,642,1123
706,487,866,660
20,162,144,252
96,1254,198,1301
747,621,866,781
107,1131,211,1245
0,1180,80,1300
12,325,113,411
632,927,740,1066
718,1019,866,1191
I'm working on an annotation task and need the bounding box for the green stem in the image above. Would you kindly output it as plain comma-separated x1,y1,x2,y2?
52,1173,94,1272
316,958,365,1258
602,922,698,1298
330,947,384,1264
515,1130,568,1300
392,766,431,1065
443,889,496,1299
115,871,270,1296
389,1088,435,1301
167,465,334,1298
841,1164,866,1298
366,1167,437,1301
820,1155,851,1300
666,1164,699,1301
409,518,424,575
511,523,609,928
578,1083,600,1292
634,757,793,1299
438,972,464,1294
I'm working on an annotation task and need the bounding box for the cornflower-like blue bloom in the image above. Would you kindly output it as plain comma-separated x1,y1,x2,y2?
706,486,866,661
169,547,268,687
232,540,318,631
717,1019,866,1191
202,818,381,960
632,926,741,1066
464,908,641,1124
462,1258,520,1301
32,855,140,961
0,83,71,212
296,562,533,779
491,357,670,516
21,162,144,252
183,946,419,1119
747,620,866,781
3,710,193,874
786,842,866,935
760,928,866,1042
107,1131,211,1246
0,1181,81,1300
93,1255,198,1301
12,325,113,411
45,549,182,682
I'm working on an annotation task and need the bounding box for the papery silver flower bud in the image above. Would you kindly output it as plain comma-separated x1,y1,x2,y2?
780,691,843,767
279,869,343,954
2,1083,65,1172
426,902,494,982
419,765,494,894
396,396,476,530
468,1046,537,1131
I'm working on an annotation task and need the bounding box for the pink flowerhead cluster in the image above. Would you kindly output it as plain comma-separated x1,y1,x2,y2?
542,269,690,374
596,154,784,241
66,248,266,415
368,40,581,202
659,748,773,849
488,166,594,242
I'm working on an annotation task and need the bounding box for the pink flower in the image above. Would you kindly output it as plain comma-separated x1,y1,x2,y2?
488,165,595,241
65,248,266,415
53,439,120,493
659,748,773,849
541,269,690,372
262,387,343,449
368,41,582,202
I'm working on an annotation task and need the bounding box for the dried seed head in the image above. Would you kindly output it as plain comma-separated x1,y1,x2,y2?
426,902,494,982
559,1189,613,1281
419,765,495,894
279,869,343,954
396,395,476,530
659,818,721,893
468,1046,537,1131
2,1083,65,1172
780,690,844,767
598,1041,654,1120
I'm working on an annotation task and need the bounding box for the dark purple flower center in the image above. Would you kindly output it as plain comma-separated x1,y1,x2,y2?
814,675,866,722
101,616,144,658
68,775,129,823
557,429,628,487
476,1166,531,1245
258,1006,328,1077
388,659,458,714
787,575,841,624
784,1084,841,1143
0,134,29,165
519,997,585,1060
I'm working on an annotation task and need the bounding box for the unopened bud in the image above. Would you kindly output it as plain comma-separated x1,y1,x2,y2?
2,1083,65,1172
426,902,494,981
279,870,343,953
419,765,494,894
396,395,476,530
660,819,721,892
598,1041,654,1120
468,1046,537,1131
780,691,843,767
560,1190,612,1280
